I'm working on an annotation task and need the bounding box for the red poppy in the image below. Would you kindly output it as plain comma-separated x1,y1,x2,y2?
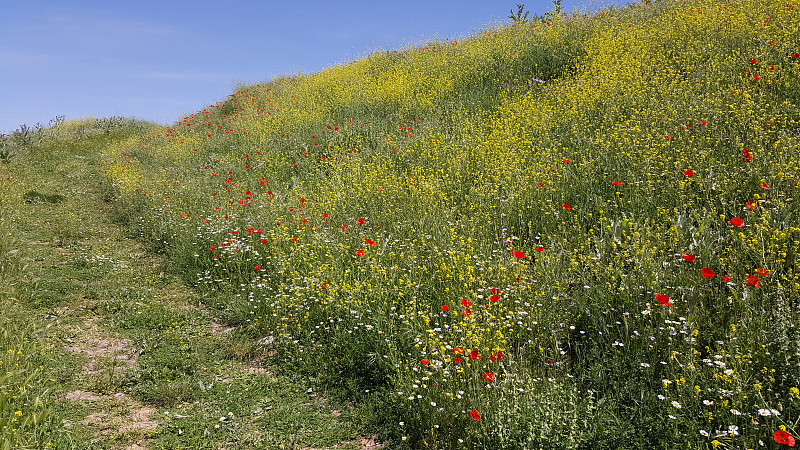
260,239,268,244
364,237,376,247
536,246,544,252
562,204,572,210
489,351,504,362
463,309,472,317
470,410,482,421
355,249,366,257
746,201,758,211
774,429,795,446
750,59,758,65
742,149,754,162
701,268,715,279
453,357,462,364
489,294,500,303
727,217,744,227
468,349,480,360
421,358,429,365
698,121,708,126
453,347,464,354
612,180,622,187
513,250,526,259
490,288,502,295
756,268,770,277
792,53,800,59
441,304,450,312
746,274,761,288
322,212,330,218
562,158,570,164
357,218,366,225
254,266,261,271
682,254,696,262
537,183,546,188
760,182,770,189
723,275,732,282
461,298,472,307
656,294,672,306
482,372,496,382
683,170,694,177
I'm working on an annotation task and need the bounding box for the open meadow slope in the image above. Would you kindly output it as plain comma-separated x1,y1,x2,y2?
3,0,800,448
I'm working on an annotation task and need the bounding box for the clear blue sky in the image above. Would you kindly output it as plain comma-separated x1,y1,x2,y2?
0,0,623,133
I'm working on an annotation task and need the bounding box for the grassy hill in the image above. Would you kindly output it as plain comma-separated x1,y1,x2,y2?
3,0,800,447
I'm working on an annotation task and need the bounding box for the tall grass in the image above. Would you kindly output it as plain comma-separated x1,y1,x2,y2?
103,0,800,447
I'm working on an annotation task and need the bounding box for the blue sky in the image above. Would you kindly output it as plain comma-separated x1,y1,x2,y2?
0,0,622,133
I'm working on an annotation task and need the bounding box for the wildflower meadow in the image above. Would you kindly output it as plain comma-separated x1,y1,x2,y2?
2,0,798,448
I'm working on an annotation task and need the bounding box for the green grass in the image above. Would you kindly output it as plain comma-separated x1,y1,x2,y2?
0,120,368,448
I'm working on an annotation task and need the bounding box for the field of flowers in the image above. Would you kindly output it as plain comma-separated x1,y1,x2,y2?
102,0,799,447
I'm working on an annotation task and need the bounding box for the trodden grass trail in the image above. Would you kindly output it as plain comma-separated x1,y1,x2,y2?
0,122,373,449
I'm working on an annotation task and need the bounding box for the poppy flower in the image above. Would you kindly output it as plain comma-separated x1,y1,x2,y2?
322,212,330,218
461,299,472,307
612,180,622,187
656,294,672,306
364,237,376,246
746,274,761,288
742,149,754,161
562,204,572,210
698,121,708,126
682,254,696,262
441,304,450,312
489,351,504,362
490,288,502,295
482,372,496,383
723,275,732,282
453,357,463,364
746,201,758,211
701,268,715,279
537,183,546,188
512,250,526,259
774,429,795,446
470,410,482,421
355,249,366,257
683,170,694,177
463,309,472,317
756,268,770,277
357,218,366,225
421,358,429,365
562,158,570,164
254,266,261,271
727,217,744,227
260,239,268,244
536,246,544,252
468,349,480,360
489,294,500,303
760,182,770,189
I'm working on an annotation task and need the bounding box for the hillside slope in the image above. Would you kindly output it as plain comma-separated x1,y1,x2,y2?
102,0,799,447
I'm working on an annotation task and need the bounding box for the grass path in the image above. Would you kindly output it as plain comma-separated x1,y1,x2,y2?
4,132,373,449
